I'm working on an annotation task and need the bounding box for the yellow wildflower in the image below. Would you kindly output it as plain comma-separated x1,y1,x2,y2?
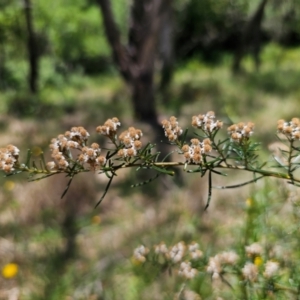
246,198,253,207
254,256,263,267
2,263,18,279
4,181,15,191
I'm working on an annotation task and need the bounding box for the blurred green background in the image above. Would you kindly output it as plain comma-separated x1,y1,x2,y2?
1,0,300,299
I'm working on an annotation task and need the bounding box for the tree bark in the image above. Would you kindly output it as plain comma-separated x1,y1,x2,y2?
159,3,174,104
24,0,39,93
96,0,172,125
232,0,269,73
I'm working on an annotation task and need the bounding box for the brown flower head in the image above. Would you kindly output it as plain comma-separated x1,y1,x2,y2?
96,117,121,137
277,118,300,140
181,138,212,164
228,122,254,142
117,127,143,158
161,116,183,142
0,145,20,173
192,111,223,132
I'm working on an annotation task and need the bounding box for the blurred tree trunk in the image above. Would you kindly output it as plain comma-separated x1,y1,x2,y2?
97,0,181,188
159,4,174,105
23,0,39,93
96,0,172,129
232,0,269,73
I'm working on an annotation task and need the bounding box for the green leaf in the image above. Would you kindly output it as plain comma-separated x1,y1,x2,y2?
179,128,189,147
204,171,212,210
61,177,74,199
131,173,160,188
151,165,175,176
95,175,114,208
25,149,32,167
28,172,57,182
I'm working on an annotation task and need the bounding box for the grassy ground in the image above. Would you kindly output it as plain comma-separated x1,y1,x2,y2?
1,44,300,299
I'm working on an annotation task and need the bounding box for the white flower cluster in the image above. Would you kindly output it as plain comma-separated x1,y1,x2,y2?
188,242,203,260
161,116,183,142
117,127,143,158
47,127,106,171
0,145,20,173
96,117,121,137
242,260,280,282
65,126,90,144
154,242,169,255
133,245,149,263
154,241,203,264
78,143,106,168
245,242,263,257
132,241,280,286
153,242,201,280
206,251,239,279
277,118,300,140
47,126,90,170
242,243,280,282
167,242,186,263
181,138,212,164
227,122,255,142
263,261,279,278
192,111,223,132
242,262,259,282
178,261,198,279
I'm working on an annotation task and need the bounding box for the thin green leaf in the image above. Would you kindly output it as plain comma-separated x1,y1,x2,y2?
39,160,44,171
32,160,39,170
4,170,23,177
139,142,152,156
258,161,267,169
28,172,57,182
186,166,203,173
131,173,160,188
204,170,212,210
25,149,32,167
160,150,175,162
211,169,227,176
61,177,74,199
179,128,189,147
40,152,48,171
151,165,175,176
273,156,288,169
95,175,114,208
213,175,264,189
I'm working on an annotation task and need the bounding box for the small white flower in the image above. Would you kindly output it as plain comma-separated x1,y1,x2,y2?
178,261,198,279
220,251,239,265
133,245,149,263
207,255,222,277
242,263,258,282
154,242,168,255
168,242,185,263
245,243,263,256
263,261,279,278
188,242,203,260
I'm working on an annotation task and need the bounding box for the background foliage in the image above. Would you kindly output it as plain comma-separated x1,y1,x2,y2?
1,0,300,299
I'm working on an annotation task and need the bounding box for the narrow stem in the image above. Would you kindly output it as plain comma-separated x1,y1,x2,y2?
287,139,294,182
17,160,300,185
209,131,228,165
242,141,249,167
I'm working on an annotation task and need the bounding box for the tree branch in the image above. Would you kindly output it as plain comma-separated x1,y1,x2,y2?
96,0,132,81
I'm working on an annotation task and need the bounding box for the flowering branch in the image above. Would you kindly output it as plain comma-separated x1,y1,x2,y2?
1,112,300,208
